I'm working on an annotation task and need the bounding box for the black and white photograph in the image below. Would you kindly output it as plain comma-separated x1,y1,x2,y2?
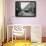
15,1,36,17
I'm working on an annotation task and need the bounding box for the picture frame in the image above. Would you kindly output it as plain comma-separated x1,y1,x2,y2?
15,1,36,17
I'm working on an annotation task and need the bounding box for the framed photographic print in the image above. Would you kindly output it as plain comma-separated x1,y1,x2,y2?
15,1,36,17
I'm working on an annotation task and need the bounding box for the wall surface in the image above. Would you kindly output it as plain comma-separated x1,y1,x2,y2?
5,0,46,37
0,0,4,42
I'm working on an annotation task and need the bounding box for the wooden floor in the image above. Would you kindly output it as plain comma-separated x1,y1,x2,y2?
3,40,31,46
3,40,46,46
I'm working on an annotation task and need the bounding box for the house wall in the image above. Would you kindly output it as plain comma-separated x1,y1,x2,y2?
5,0,46,42
0,0,4,42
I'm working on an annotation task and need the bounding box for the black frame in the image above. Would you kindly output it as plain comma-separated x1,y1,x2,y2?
15,1,36,17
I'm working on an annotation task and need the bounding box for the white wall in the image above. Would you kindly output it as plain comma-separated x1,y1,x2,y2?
0,0,4,42
5,0,46,37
